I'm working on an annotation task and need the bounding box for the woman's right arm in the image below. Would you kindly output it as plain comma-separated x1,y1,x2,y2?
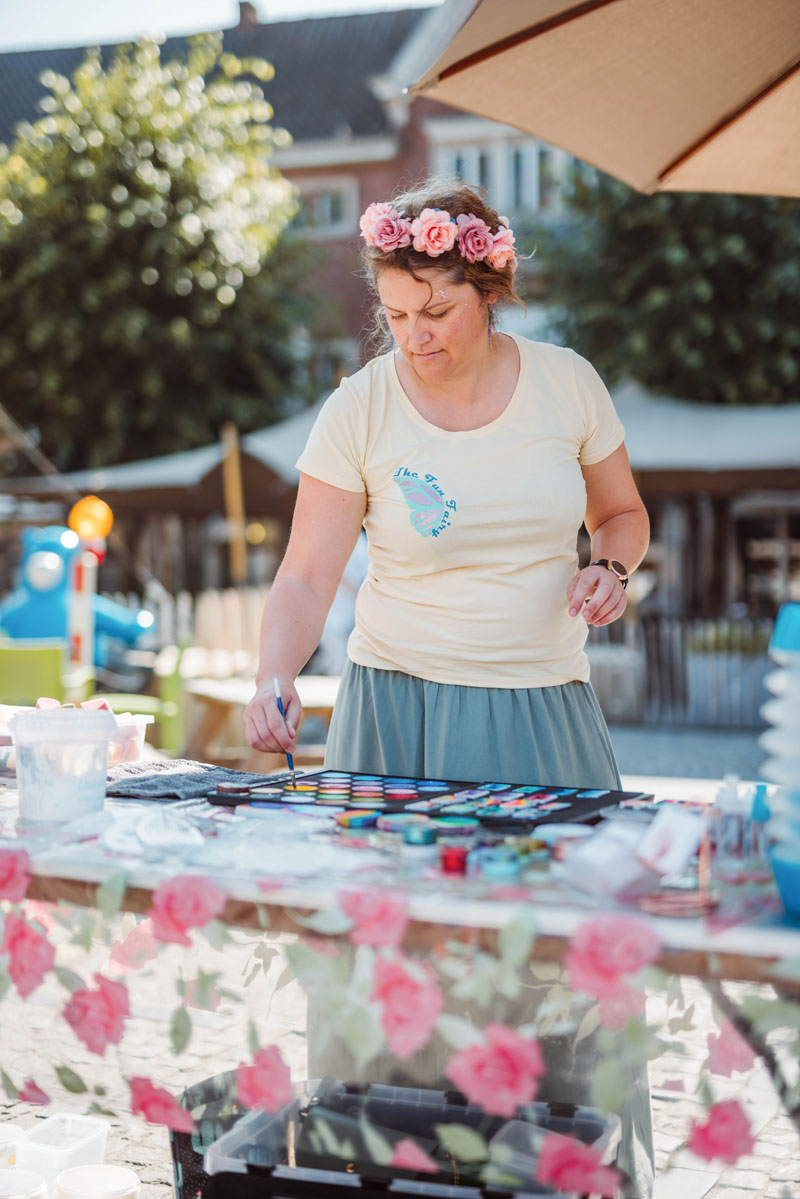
243,473,367,755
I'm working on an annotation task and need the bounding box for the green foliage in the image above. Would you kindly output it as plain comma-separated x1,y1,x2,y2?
528,170,800,404
0,35,319,469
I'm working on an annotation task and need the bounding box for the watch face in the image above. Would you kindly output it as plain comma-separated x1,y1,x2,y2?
609,560,628,579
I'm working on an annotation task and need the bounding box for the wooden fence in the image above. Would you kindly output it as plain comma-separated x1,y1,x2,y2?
587,615,774,728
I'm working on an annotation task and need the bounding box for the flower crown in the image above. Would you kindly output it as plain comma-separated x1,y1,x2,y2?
359,203,517,272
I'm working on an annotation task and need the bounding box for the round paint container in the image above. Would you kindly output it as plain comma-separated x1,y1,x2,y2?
53,1164,140,1198
334,810,378,828
431,815,480,836
439,840,470,874
480,848,521,881
376,812,429,833
0,1171,48,1199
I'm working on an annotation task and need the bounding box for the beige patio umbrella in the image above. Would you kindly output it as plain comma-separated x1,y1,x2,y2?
410,0,800,197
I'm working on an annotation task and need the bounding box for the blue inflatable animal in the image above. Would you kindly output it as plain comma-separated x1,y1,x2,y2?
0,526,154,667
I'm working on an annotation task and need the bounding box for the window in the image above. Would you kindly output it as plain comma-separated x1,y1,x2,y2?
512,148,525,209
538,148,556,210
453,152,465,179
293,176,358,240
478,151,490,191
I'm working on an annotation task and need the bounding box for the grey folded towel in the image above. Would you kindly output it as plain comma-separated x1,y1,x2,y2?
107,759,293,800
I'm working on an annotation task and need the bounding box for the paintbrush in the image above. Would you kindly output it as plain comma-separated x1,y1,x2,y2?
273,676,296,787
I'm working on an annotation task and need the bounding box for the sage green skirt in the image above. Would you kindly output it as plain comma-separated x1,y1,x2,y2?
325,661,622,790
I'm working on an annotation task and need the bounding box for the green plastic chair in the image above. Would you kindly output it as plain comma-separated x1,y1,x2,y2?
0,639,69,705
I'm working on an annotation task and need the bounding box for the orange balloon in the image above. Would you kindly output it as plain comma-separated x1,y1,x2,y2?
68,495,114,541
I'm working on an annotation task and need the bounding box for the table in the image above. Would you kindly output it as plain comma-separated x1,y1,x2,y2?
183,673,340,765
2,774,799,1196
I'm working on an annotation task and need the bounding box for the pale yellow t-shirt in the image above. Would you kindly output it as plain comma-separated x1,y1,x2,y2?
295,334,625,688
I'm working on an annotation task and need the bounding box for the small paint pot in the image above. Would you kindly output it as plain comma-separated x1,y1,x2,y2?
376,812,429,833
481,849,521,881
439,841,470,875
431,816,480,836
335,810,378,829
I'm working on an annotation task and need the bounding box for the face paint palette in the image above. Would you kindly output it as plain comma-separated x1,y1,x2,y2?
229,770,653,831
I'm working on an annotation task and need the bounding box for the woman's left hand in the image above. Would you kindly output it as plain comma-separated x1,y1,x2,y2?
567,565,628,627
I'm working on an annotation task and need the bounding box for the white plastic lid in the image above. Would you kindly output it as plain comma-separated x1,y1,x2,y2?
0,1169,47,1198
9,709,116,746
0,1124,24,1146
53,1164,140,1198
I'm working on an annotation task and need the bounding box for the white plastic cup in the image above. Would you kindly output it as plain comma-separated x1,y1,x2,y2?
53,1164,140,1198
0,1169,47,1198
9,709,116,822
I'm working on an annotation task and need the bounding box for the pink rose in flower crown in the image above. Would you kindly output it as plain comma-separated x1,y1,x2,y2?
1,911,55,998
148,874,226,946
371,953,443,1059
410,208,457,257
486,220,517,270
130,1076,194,1134
0,848,31,902
19,1078,50,1106
391,1137,439,1174
687,1099,754,1165
536,1133,620,1197
445,1023,545,1117
63,972,130,1056
706,1018,757,1077
360,202,412,252
237,1045,292,1112
337,887,408,947
565,915,660,1000
455,213,493,263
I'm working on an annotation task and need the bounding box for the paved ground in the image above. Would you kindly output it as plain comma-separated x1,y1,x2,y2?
2,721,794,1199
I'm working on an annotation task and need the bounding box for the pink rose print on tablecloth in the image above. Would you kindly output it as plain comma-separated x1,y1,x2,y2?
535,1132,620,1197
371,953,443,1059
147,875,226,946
687,1098,755,1164
337,888,408,947
391,1137,439,1174
237,1045,293,1113
0,848,30,902
1,911,55,998
445,1023,545,1118
360,202,412,252
597,985,647,1031
130,1076,194,1134
706,1019,757,1076
565,914,661,999
455,213,493,263
19,1078,50,1105
486,221,517,270
63,972,130,1056
109,917,160,972
410,208,456,257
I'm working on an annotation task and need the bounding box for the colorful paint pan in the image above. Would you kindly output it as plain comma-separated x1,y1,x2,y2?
431,815,480,834
376,812,430,833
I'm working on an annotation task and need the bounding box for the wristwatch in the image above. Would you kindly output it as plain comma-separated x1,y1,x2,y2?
591,559,629,589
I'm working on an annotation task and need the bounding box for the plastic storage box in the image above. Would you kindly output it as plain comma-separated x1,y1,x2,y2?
15,1113,109,1195
201,1079,620,1199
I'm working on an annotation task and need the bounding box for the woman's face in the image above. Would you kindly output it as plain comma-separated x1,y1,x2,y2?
377,267,495,382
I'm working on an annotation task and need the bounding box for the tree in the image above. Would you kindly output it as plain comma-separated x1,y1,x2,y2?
528,170,800,404
0,35,320,470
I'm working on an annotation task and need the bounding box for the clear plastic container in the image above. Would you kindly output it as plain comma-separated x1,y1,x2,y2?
0,1122,25,1168
53,1163,140,1198
9,709,116,821
0,1170,47,1198
15,1113,109,1194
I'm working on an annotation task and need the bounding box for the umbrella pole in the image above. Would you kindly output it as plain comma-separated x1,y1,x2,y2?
221,422,248,586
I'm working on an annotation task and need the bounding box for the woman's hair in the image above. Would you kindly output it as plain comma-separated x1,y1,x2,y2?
360,176,525,353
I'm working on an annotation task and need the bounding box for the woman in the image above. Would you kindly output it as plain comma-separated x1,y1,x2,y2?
245,179,653,1198
244,178,648,788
